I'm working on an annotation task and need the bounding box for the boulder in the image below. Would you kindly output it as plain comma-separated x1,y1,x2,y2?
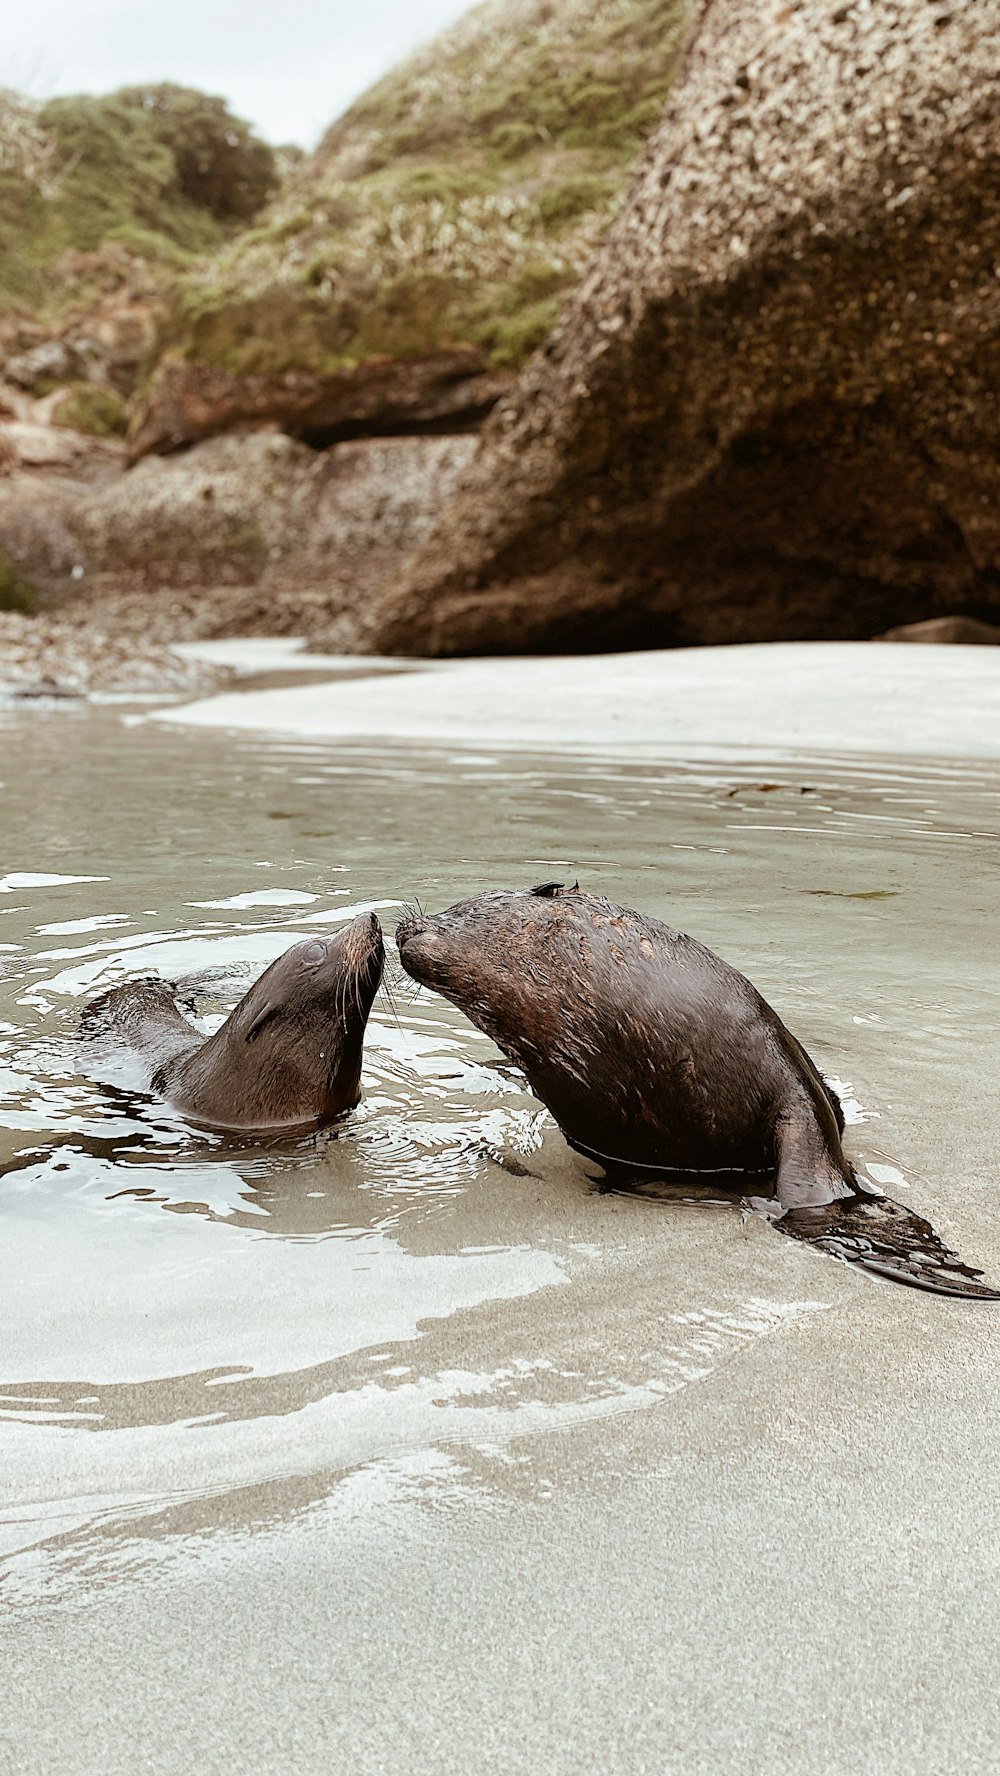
128,350,512,457
4,338,87,391
76,430,476,586
0,420,123,477
0,430,476,635
361,0,1000,656
876,616,1000,647
0,257,161,404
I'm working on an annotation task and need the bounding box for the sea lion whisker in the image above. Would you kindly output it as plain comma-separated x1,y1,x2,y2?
342,959,359,1030
381,953,410,993
378,972,404,1031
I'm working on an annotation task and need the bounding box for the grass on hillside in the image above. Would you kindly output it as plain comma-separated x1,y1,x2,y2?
165,0,686,378
0,84,278,314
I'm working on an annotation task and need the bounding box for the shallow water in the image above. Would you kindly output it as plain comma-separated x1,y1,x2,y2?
2,699,999,1614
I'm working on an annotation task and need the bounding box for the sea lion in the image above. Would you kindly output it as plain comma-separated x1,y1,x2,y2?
81,912,384,1134
397,884,999,1299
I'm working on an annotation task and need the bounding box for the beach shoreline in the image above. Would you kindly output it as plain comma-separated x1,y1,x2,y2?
160,639,1000,762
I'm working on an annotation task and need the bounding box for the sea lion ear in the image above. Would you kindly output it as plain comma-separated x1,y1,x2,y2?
530,881,566,897
243,999,281,1042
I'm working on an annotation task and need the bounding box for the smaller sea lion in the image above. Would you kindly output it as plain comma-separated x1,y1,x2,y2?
81,912,384,1134
396,885,998,1299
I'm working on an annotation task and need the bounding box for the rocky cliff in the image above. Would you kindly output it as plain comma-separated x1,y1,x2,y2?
362,0,1000,655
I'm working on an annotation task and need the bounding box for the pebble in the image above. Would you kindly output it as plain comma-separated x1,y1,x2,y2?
0,611,230,700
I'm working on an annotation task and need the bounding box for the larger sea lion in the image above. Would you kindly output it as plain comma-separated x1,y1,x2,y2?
396,885,999,1299
81,912,384,1134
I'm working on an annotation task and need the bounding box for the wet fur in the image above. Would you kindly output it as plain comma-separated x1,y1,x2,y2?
396,885,999,1300
81,915,384,1134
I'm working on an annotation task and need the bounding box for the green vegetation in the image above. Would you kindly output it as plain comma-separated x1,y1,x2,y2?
115,85,278,221
52,383,128,437
0,84,277,311
164,0,687,377
0,547,37,613
0,0,687,409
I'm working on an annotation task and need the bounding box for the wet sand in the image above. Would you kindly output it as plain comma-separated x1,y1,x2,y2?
4,642,1000,1775
161,639,1000,759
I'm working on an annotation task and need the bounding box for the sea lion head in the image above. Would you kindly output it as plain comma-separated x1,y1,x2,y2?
396,883,579,1048
173,910,385,1132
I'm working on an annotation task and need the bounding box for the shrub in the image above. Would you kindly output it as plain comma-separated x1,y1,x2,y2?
115,84,279,222
53,383,128,438
0,549,37,613
40,93,180,248
0,86,278,310
537,175,618,230
481,294,565,367
490,121,540,161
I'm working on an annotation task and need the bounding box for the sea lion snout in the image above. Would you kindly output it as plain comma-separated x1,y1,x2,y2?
288,912,382,983
336,909,384,974
395,914,443,987
394,910,425,948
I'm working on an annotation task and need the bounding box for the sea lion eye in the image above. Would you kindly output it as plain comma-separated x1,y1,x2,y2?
302,941,327,967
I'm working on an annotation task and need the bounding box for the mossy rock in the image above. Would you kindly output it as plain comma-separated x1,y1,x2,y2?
0,550,38,614
52,383,129,438
2,3,688,416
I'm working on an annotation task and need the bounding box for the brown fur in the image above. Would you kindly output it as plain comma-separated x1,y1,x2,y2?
397,885,851,1206
82,913,384,1134
397,885,999,1298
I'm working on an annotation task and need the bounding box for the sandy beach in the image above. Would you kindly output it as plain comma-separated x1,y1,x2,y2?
163,639,1000,759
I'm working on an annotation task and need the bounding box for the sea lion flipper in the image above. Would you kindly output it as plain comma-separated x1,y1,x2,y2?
851,1258,1000,1300
773,1107,855,1211
774,1195,1000,1301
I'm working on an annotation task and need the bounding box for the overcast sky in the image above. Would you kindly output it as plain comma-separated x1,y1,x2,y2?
2,0,476,147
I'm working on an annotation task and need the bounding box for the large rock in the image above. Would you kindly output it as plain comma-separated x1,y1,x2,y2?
128,350,512,457
363,0,1000,656
76,431,476,587
0,419,123,477
0,430,476,635
0,253,161,402
876,616,1000,647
